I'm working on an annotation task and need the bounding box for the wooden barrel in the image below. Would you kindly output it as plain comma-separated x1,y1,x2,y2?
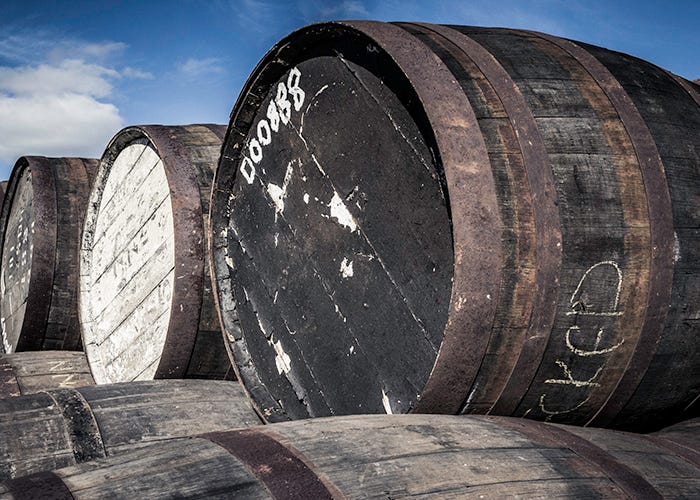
3,414,698,498
209,22,700,430
0,351,94,398
79,125,231,383
0,379,258,480
0,157,97,354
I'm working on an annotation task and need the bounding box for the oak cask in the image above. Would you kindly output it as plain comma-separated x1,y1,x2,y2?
210,22,700,430
3,414,698,498
0,157,97,353
79,125,231,383
0,379,258,480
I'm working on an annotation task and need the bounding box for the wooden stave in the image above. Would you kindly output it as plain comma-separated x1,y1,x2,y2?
3,414,699,499
0,379,259,481
0,156,97,353
0,351,94,398
210,22,699,430
79,124,232,383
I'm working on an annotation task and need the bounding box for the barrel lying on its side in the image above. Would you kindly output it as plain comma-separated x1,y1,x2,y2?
0,157,97,353
210,22,700,430
3,414,698,498
0,351,94,398
0,379,258,480
80,125,231,383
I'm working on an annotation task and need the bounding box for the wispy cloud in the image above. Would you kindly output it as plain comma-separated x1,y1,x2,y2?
317,1,369,18
178,57,225,78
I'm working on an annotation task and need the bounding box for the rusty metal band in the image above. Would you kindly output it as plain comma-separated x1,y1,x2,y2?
338,21,503,414
138,125,206,378
16,157,59,351
412,23,562,416
45,158,94,350
527,31,675,428
667,72,700,109
201,123,228,142
0,358,21,397
4,471,74,500
201,428,339,499
46,388,106,463
642,435,700,470
487,416,662,499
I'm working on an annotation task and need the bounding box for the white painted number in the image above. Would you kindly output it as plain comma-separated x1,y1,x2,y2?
238,67,306,185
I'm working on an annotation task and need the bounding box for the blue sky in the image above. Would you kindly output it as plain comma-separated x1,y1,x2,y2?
0,0,698,178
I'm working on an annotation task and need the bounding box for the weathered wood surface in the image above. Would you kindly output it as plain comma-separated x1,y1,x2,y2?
2,414,698,498
210,22,700,430
80,125,231,384
0,351,94,398
0,157,97,354
0,379,259,481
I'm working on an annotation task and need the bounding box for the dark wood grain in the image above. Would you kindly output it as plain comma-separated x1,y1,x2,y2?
0,379,259,480
0,351,94,397
5,415,698,498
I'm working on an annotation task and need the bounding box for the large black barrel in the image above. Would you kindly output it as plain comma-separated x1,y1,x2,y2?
210,22,700,430
3,414,698,498
79,125,231,383
0,379,258,480
0,157,97,353
0,351,94,398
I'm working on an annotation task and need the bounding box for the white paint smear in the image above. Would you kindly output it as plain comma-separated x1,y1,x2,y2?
382,388,393,414
266,160,294,216
328,192,357,232
273,339,292,374
303,193,309,204
340,258,354,278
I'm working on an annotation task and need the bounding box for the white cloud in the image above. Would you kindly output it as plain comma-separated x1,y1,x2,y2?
0,93,122,163
0,37,151,169
0,59,118,98
178,58,224,78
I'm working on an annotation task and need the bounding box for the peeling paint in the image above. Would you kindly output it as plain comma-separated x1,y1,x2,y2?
382,388,393,414
340,258,354,278
273,339,292,374
328,192,357,232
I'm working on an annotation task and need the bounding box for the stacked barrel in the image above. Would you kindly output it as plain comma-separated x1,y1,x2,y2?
0,21,697,498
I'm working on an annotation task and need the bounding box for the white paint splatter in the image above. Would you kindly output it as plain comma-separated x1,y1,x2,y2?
382,388,393,414
225,256,234,269
303,193,309,204
328,192,357,232
266,160,294,216
349,345,355,354
340,258,354,278
273,340,292,374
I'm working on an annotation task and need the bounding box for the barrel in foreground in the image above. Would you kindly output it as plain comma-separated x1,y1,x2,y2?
210,21,700,430
79,124,231,384
0,379,259,481
2,414,698,498
0,157,97,354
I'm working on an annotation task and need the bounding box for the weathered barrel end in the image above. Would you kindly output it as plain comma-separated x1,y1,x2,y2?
79,124,232,384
